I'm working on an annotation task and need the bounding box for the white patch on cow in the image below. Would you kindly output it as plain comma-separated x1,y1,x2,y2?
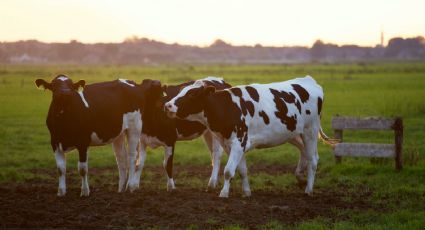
163,146,176,191
58,142,64,152
78,161,90,196
78,91,89,108
202,76,224,84
122,110,142,131
90,132,104,145
119,79,135,87
121,109,142,192
55,149,66,196
57,76,68,81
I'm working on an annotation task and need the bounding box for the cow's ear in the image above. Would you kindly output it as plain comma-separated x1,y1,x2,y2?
73,80,86,92
203,86,216,95
35,79,52,90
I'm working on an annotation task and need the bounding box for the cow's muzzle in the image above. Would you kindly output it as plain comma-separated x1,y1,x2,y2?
164,102,177,118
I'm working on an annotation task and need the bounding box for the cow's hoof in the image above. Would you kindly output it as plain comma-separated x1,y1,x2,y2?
219,190,229,198
57,188,66,197
166,184,176,192
242,189,252,197
305,189,313,197
167,179,176,191
80,188,90,197
128,183,139,193
207,178,218,190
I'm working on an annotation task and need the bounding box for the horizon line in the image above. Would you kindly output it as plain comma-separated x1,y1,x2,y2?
2,34,424,48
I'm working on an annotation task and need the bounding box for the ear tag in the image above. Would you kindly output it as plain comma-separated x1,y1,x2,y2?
77,86,84,93
163,91,167,97
37,84,46,90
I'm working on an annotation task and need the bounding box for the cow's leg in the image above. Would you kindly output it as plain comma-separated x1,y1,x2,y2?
203,131,223,190
302,125,319,196
289,135,308,185
219,147,244,198
77,146,90,197
112,133,127,193
129,142,147,190
55,148,66,196
237,155,251,197
126,129,141,192
163,145,176,191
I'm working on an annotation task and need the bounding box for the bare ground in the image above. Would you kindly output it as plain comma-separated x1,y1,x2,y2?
0,165,377,229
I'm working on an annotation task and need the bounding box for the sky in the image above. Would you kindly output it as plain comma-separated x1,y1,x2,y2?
0,0,424,47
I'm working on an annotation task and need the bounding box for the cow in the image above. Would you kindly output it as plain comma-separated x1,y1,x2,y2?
35,75,153,196
134,77,231,191
164,76,337,197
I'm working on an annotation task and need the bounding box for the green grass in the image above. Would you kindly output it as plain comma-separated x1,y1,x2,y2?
1,62,425,229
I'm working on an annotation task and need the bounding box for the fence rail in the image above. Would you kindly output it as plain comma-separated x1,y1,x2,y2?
331,116,403,170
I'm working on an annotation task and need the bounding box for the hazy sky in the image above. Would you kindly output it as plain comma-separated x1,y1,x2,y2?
1,0,423,46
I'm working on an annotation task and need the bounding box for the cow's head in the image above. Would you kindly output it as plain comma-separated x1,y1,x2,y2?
35,75,85,111
36,75,85,95
164,80,215,119
139,79,163,108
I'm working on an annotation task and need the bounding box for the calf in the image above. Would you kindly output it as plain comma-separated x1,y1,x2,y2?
129,77,231,191
35,75,151,196
165,76,336,197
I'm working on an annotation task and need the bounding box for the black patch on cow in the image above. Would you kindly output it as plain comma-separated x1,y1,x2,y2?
165,147,174,179
230,88,242,97
245,101,255,117
239,98,255,117
176,120,206,138
291,84,310,103
270,88,297,131
258,111,270,125
164,81,194,101
245,86,259,102
174,87,206,119
306,110,311,115
317,97,323,115
203,90,249,150
295,100,302,113
230,87,256,117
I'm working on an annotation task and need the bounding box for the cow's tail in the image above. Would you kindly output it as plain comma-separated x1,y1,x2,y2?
318,126,340,146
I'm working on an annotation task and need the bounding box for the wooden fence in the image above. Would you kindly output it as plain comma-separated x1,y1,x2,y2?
331,116,403,170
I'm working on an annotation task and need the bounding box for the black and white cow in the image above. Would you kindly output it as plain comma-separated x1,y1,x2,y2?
164,76,336,197
35,75,152,196
133,77,231,191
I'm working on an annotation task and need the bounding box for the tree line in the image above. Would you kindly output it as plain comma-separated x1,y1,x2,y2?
0,36,424,64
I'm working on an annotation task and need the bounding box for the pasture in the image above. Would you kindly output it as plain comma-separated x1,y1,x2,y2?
0,63,424,229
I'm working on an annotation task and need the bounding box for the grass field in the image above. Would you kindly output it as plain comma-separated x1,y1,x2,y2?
0,62,424,229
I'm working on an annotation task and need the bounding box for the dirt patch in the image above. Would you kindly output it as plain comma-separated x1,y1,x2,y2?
1,166,375,229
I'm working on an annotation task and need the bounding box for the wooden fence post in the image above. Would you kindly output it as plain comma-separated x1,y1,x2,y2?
394,117,403,170
334,129,343,163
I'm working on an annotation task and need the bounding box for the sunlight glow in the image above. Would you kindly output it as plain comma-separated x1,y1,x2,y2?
0,0,424,46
